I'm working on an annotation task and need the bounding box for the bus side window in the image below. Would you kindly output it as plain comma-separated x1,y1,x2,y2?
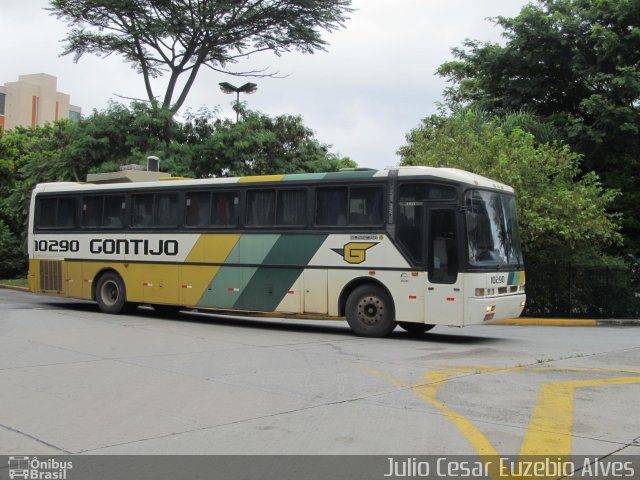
132,194,154,227
349,187,383,225
103,195,125,228
82,195,125,228
277,189,306,226
316,187,347,226
185,192,210,227
36,197,77,230
246,189,275,226
211,192,238,226
35,197,78,230
56,198,77,229
154,193,179,227
82,196,103,228
36,198,57,229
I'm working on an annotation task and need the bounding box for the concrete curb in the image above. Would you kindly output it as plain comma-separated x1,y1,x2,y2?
596,318,640,327
0,284,29,292
495,318,640,326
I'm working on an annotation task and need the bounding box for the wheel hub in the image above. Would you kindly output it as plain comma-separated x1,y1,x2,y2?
101,281,119,307
357,296,384,326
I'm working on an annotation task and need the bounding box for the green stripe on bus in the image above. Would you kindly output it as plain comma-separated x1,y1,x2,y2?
507,272,524,285
237,234,280,264
197,266,249,309
197,235,280,309
262,234,327,266
282,173,327,182
236,267,302,312
235,234,327,312
323,170,378,181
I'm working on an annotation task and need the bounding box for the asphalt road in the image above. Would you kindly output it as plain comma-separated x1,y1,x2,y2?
1,288,639,458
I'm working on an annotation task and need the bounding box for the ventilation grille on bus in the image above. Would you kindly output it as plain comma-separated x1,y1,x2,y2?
40,260,62,292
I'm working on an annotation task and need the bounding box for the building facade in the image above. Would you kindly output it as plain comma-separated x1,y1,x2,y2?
0,73,81,129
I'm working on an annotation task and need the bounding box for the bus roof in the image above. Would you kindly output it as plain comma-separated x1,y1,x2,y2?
32,166,514,194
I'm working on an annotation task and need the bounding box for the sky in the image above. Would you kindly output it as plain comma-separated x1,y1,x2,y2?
0,0,530,171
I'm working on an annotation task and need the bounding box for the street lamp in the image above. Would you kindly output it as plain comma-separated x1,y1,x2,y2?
218,82,258,122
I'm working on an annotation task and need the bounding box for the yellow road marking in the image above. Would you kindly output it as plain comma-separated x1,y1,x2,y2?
519,381,574,460
413,369,502,479
520,376,640,458
363,364,640,480
415,370,498,455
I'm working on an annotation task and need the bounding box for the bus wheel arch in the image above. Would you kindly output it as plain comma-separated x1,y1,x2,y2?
93,269,135,314
340,279,396,337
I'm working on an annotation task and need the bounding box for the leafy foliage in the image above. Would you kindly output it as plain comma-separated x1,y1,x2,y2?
0,219,24,278
437,0,640,255
190,107,355,177
49,0,353,112
398,109,622,263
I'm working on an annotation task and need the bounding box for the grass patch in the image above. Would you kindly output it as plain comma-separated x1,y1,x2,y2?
0,278,28,288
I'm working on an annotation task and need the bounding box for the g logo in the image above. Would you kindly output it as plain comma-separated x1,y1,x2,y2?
332,242,378,264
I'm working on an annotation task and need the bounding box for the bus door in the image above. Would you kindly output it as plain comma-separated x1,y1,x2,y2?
424,207,463,324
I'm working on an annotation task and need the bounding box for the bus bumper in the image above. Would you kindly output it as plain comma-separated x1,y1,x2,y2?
465,294,526,326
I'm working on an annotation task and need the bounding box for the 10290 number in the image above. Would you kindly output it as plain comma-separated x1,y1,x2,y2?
34,239,80,253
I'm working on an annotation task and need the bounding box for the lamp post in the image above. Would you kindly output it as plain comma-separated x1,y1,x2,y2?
218,82,258,122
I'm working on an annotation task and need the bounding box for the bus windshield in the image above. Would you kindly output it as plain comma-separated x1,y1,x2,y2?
465,190,523,268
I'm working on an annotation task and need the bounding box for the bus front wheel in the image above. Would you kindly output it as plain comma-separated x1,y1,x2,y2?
96,272,127,314
345,285,396,337
398,322,435,335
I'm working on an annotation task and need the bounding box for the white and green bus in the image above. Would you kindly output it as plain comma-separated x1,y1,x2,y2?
27,166,525,337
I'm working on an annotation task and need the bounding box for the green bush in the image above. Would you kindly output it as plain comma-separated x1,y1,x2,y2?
0,220,26,278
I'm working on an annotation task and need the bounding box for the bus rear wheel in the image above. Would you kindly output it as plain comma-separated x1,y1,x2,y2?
398,322,435,335
95,272,128,314
345,285,396,337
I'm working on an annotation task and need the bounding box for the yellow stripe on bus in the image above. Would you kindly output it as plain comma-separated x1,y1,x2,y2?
238,175,285,183
180,234,241,305
185,234,240,264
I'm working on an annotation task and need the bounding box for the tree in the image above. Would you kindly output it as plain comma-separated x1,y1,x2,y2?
0,220,24,278
437,0,640,255
49,0,352,113
0,124,78,275
0,103,182,265
0,129,24,274
75,101,193,175
398,109,622,263
188,107,356,178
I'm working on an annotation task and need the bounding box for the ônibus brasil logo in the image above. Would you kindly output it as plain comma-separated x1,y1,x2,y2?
8,456,73,480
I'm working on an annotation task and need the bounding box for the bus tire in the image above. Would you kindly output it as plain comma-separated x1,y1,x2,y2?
95,271,127,314
345,284,396,337
398,322,435,335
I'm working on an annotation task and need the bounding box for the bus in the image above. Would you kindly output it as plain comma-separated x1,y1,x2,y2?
27,166,525,337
